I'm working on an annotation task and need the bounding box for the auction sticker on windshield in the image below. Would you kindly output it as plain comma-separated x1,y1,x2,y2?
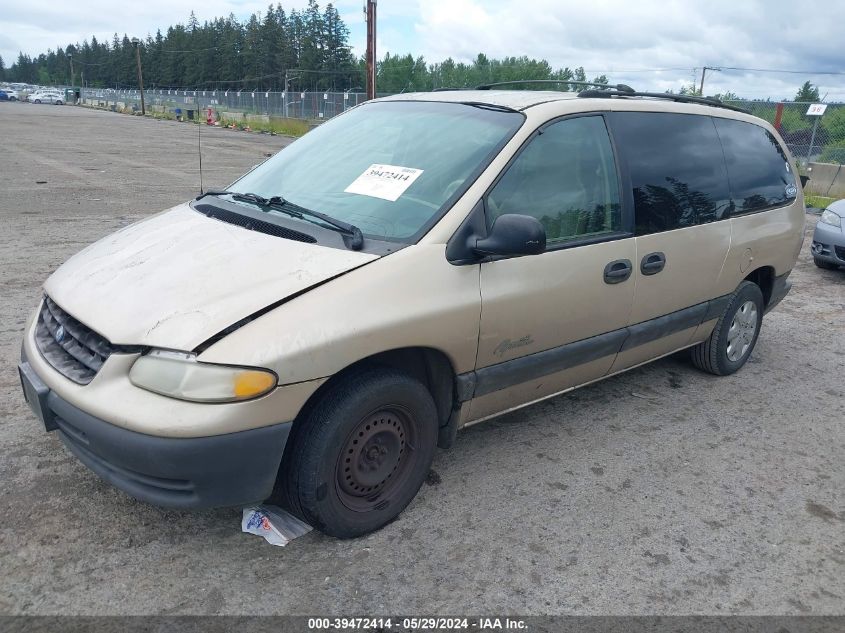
344,164,424,202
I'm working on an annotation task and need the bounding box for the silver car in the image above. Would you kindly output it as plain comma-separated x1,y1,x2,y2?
812,199,845,270
30,91,64,105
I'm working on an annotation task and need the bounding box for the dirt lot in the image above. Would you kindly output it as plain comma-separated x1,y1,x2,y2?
0,103,843,616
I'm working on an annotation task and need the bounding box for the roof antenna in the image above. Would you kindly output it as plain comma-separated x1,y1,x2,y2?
198,109,204,196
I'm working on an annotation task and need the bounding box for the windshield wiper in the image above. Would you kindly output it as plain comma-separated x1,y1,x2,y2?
198,190,364,250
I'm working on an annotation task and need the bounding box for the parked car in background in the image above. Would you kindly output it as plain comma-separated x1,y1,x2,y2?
29,91,64,105
0,90,9,101
19,87,804,538
811,199,845,270
4,89,20,101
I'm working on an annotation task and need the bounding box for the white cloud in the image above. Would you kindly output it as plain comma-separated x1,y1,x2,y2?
412,0,845,100
2,0,843,100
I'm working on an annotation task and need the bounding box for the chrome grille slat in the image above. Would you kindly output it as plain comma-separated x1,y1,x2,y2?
34,295,124,385
44,296,113,358
40,302,105,372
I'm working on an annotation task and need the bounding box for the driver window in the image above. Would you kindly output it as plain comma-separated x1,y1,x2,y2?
487,115,622,245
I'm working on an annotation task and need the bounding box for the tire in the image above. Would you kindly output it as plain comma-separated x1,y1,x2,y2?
690,280,764,376
280,367,439,538
34,99,41,104
814,256,838,270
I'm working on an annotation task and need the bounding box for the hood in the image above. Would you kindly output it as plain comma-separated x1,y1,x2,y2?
44,203,378,349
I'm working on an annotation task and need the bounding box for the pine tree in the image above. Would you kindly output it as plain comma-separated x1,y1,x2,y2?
795,81,820,102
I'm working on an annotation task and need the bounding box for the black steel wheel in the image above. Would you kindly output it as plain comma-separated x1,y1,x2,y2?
279,367,438,538
336,406,417,512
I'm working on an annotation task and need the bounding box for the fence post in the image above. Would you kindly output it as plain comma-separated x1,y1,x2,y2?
807,116,820,165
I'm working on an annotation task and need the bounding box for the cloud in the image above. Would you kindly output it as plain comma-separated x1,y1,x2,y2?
412,0,845,99
3,0,843,100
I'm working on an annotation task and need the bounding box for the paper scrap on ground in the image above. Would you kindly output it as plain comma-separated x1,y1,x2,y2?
344,164,424,201
242,504,312,547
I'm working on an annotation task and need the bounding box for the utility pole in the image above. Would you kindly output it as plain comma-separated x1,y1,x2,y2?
365,0,377,100
284,70,300,118
130,37,146,116
68,54,74,89
699,66,720,96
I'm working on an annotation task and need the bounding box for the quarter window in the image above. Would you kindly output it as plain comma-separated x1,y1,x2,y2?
487,116,622,245
612,112,732,235
713,117,797,213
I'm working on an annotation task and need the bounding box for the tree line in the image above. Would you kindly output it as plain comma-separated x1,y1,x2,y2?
3,2,356,91
0,3,612,93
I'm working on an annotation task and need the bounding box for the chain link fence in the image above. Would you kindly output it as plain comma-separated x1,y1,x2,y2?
78,90,844,166
79,87,373,121
724,100,845,165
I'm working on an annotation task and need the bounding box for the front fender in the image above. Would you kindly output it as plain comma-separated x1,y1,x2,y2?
198,244,481,385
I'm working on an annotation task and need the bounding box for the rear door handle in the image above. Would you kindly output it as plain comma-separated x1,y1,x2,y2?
640,252,666,275
603,259,633,284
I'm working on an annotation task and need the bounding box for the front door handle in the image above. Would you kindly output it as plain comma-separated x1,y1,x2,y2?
640,252,666,275
604,259,633,284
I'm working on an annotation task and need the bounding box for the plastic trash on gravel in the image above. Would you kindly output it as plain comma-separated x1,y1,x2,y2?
241,504,312,546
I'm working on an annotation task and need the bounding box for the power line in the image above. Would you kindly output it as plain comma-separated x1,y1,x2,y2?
716,66,845,76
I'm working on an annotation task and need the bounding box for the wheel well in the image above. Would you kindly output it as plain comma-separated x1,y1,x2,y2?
291,347,457,437
744,266,775,306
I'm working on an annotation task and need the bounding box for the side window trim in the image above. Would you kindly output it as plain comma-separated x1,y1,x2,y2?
481,111,634,255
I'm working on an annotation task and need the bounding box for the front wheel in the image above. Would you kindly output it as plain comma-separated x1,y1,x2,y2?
280,367,439,538
691,281,764,376
34,99,41,104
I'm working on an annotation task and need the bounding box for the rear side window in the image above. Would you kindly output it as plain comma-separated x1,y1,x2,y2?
612,112,732,235
713,118,797,214
487,115,622,245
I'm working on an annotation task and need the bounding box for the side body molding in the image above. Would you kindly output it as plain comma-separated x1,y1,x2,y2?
456,292,733,401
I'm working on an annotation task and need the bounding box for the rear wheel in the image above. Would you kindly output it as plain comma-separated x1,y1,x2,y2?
691,281,764,376
814,256,838,270
280,367,438,538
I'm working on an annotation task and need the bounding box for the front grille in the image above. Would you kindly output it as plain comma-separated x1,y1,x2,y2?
34,296,133,384
835,245,845,261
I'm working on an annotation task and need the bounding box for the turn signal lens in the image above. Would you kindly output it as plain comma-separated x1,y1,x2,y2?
129,350,277,403
234,370,277,398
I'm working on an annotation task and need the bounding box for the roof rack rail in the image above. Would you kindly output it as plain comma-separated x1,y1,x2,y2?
476,80,635,93
577,89,750,114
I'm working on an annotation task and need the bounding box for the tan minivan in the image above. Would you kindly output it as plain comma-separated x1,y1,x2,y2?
19,85,804,537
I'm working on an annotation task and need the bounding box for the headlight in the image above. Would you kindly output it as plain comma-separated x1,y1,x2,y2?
129,349,277,403
820,209,842,228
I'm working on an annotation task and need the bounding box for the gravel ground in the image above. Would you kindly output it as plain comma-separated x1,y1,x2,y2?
0,103,843,616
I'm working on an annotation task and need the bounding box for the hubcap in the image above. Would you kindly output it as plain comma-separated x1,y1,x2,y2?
336,407,416,512
726,300,758,362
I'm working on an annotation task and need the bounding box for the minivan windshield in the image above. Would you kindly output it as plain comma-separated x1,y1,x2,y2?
228,100,524,242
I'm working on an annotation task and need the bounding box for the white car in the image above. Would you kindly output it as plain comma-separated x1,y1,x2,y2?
30,92,64,105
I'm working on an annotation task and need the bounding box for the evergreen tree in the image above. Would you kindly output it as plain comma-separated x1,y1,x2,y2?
795,81,820,102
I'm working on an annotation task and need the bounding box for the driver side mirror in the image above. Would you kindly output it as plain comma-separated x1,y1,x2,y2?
474,214,546,257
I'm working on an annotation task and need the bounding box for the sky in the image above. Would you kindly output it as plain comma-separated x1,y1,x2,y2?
1,0,843,100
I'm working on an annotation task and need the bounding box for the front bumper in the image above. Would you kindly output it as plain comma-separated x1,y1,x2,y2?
19,355,291,509
811,219,845,267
